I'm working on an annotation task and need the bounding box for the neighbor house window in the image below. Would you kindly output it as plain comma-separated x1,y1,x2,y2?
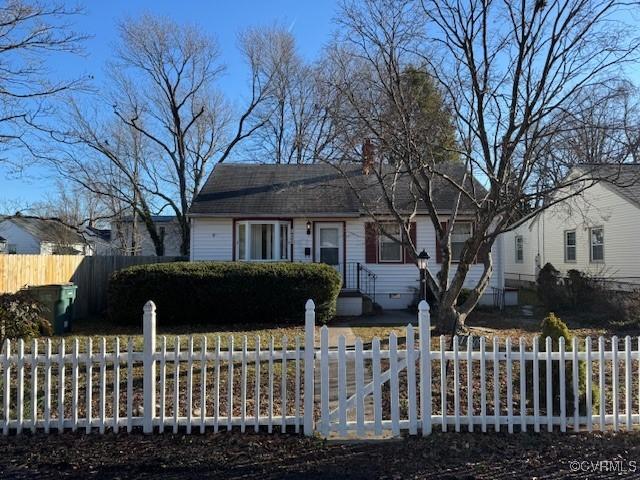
564,230,576,262
515,235,524,263
236,221,290,261
590,227,604,262
378,223,403,262
451,222,472,261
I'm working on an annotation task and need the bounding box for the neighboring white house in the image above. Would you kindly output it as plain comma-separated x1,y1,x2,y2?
111,216,183,256
0,215,91,255
504,164,640,288
188,163,510,314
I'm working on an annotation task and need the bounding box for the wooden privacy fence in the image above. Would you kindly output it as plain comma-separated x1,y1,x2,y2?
1,300,640,436
0,255,184,318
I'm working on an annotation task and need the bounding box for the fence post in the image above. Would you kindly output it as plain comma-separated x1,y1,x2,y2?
303,299,315,436
418,300,431,435
143,300,157,434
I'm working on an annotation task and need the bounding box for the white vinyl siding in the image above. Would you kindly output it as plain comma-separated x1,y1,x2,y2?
190,215,503,309
0,220,42,254
189,218,233,261
508,182,640,281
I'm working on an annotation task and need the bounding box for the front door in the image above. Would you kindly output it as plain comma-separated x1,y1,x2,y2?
314,222,343,276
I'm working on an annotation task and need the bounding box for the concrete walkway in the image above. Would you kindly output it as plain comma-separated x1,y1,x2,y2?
332,309,417,328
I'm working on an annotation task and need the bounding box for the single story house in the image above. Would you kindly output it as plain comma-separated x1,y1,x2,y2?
110,215,182,256
83,226,114,255
188,163,508,315
0,215,90,255
504,164,640,289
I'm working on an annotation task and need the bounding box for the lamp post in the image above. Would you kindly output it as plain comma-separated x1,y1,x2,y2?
417,249,430,302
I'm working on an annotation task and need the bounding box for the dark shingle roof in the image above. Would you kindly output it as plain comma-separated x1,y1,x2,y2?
4,216,86,245
85,226,111,242
589,164,640,207
189,163,485,216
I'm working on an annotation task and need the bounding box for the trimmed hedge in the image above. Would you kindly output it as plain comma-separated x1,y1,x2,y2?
107,261,342,325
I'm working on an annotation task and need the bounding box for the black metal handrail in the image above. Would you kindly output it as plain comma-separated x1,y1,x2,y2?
343,262,377,303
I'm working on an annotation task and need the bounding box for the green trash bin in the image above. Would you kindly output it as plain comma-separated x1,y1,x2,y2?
24,283,77,335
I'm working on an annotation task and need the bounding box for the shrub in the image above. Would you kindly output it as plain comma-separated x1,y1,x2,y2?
0,291,52,344
530,313,596,415
537,263,568,310
564,269,596,308
600,289,640,327
107,261,342,325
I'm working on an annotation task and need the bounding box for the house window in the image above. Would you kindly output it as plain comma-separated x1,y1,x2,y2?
279,223,289,260
451,222,472,261
8,244,17,254
236,221,290,261
564,230,576,262
514,235,524,263
378,223,403,262
590,227,604,262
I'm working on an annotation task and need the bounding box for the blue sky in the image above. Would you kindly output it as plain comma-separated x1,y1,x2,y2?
0,0,338,207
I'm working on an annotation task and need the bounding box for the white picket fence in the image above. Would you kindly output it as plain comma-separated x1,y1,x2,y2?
1,299,640,436
0,302,307,434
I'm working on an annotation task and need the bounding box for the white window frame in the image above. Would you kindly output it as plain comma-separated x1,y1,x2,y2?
514,235,524,264
589,226,604,263
451,221,473,262
235,220,290,262
564,229,577,263
378,223,403,263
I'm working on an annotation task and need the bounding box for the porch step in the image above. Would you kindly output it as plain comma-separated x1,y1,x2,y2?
339,289,362,298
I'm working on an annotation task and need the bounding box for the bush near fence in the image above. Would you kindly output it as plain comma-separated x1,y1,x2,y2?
529,313,595,415
536,263,640,326
0,291,52,344
107,261,342,325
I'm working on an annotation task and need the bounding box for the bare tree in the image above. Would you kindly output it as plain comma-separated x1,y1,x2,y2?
241,25,339,164
0,0,86,165
45,14,281,255
324,0,640,331
29,180,108,228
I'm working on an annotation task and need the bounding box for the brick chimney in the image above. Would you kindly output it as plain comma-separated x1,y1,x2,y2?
362,138,375,174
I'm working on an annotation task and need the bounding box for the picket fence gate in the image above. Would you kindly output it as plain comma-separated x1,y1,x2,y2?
1,300,640,437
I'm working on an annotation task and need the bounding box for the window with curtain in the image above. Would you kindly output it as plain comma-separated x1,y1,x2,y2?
236,221,290,261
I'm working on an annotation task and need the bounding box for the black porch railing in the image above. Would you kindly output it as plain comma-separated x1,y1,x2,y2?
342,262,377,302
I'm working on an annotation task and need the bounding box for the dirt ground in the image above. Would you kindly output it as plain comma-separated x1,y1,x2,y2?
2,430,640,479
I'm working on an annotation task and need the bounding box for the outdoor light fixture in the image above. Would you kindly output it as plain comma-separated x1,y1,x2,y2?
417,249,430,302
306,221,312,235
417,249,430,270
